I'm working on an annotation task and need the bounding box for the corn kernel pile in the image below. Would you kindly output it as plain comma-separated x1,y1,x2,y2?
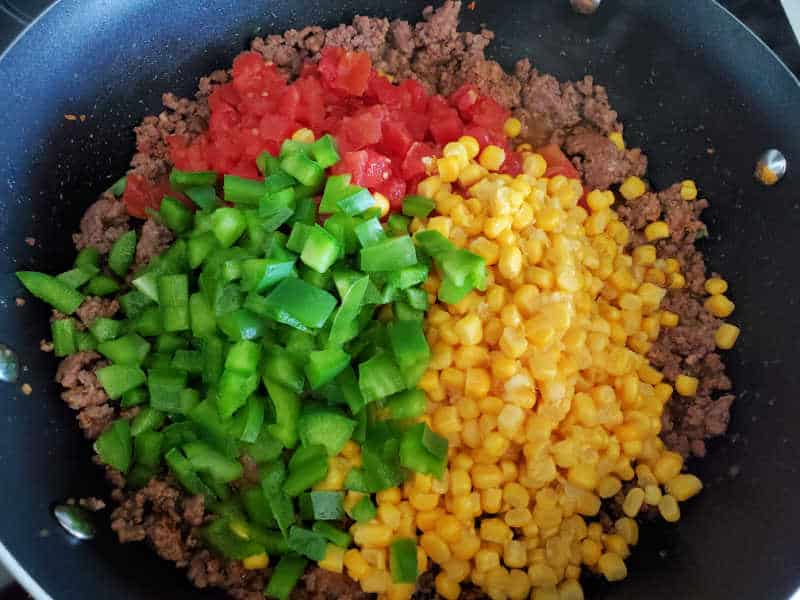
319,128,740,600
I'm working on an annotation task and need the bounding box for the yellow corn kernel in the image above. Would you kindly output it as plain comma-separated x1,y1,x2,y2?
622,487,645,517
608,131,625,150
604,534,630,559
499,326,528,358
388,583,416,600
318,544,345,574
459,163,488,187
435,573,461,600
503,117,523,138
567,464,598,491
669,272,686,289
459,135,481,159
598,552,627,582
528,562,558,587
524,153,548,178
715,323,741,349
663,258,680,274
597,475,622,499
558,579,585,600
502,482,530,508
361,570,392,594
291,127,315,143
644,484,662,506
453,533,482,560
658,494,681,522
353,523,393,548
503,540,528,568
344,549,371,580
666,474,703,501
450,469,472,496
586,189,615,212
373,192,390,218
505,508,533,528
675,374,699,397
482,488,503,513
499,246,523,280
705,294,735,318
704,277,728,295
580,538,602,566
680,179,698,200
472,464,504,490
418,175,442,199
443,141,470,169
437,156,461,183
480,518,513,544
660,310,679,327
479,145,506,171
376,487,402,505
644,221,669,241
420,532,451,564
615,517,639,546
243,552,269,570
471,237,501,265
434,515,463,544
619,176,646,201
653,451,683,484
632,244,656,266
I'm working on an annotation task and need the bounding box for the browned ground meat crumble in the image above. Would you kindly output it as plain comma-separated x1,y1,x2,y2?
44,2,735,599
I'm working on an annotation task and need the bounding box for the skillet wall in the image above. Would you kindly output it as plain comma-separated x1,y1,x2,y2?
0,1,798,598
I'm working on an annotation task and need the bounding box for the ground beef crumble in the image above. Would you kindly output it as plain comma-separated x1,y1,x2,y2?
48,2,736,599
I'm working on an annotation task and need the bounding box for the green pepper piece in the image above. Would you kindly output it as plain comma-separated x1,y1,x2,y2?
119,290,153,320
399,423,448,478
260,461,295,536
336,186,375,216
257,151,282,176
217,308,267,341
385,389,427,420
262,344,305,393
297,409,356,456
108,176,127,196
388,319,431,387
96,365,147,400
305,346,351,390
286,222,313,253
202,517,264,559
51,318,77,357
147,368,188,413
390,538,419,583
263,279,337,331
309,134,340,168
134,430,163,468
287,526,327,561
266,554,307,600
387,264,429,290
284,445,329,497
130,407,166,437
264,378,300,448
74,247,101,270
280,154,324,188
88,317,122,342
299,491,344,521
350,496,376,523
94,419,133,473
242,486,278,527
238,395,266,444
329,275,369,345
360,236,417,272
354,217,386,248
393,302,423,322
160,196,193,233
16,271,85,314
183,440,243,482
300,225,341,274
169,168,217,190
223,175,266,207
312,522,352,548
121,386,148,408
56,266,98,289
188,231,218,268
217,369,259,419
319,173,352,214
185,186,220,211
402,195,435,218
165,447,215,497
211,207,247,247
358,352,406,404
386,214,411,236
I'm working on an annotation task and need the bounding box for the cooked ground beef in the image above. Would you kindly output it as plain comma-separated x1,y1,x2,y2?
72,192,131,254
51,2,735,599
135,218,174,267
75,296,120,326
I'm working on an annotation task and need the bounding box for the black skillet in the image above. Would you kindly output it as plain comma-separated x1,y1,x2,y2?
0,1,799,598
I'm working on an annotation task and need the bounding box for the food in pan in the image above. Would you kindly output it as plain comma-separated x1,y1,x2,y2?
16,2,740,599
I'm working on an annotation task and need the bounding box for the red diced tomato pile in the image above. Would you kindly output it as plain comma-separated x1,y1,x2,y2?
163,47,520,210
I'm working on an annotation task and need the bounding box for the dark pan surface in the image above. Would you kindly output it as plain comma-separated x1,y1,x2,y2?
0,1,798,598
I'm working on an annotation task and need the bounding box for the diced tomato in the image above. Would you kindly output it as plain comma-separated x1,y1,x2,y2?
366,72,401,106
337,106,384,151
123,174,172,219
259,113,296,143
401,141,436,180
228,159,261,180
537,143,580,180
500,150,523,176
379,120,414,159
470,97,508,131
375,177,407,209
331,149,392,189
398,79,428,113
294,77,326,130
318,47,372,97
167,135,210,172
429,107,464,145
450,83,480,118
